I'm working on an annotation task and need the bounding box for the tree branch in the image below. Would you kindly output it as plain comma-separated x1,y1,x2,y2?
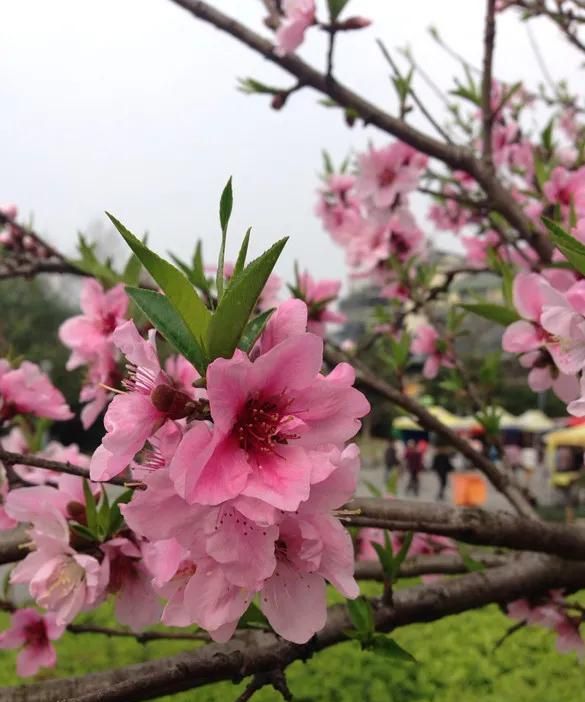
0,449,136,489
5,553,585,702
481,0,497,169
345,497,585,560
355,551,510,580
166,0,552,261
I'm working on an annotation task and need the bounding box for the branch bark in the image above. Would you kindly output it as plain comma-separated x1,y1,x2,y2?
481,0,497,169
5,553,585,702
166,0,552,261
345,497,585,560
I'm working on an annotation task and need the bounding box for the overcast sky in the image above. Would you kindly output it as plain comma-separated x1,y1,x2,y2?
1,1,582,285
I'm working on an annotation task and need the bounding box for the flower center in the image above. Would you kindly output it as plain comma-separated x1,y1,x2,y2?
389,231,410,256
24,621,48,648
378,167,396,188
234,395,297,455
101,312,119,335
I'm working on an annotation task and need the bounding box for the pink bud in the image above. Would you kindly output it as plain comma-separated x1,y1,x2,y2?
339,16,371,30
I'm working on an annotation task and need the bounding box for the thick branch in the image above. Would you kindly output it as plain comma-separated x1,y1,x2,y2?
346,497,585,560
325,345,537,518
6,553,585,702
167,0,552,261
0,449,133,488
481,0,497,169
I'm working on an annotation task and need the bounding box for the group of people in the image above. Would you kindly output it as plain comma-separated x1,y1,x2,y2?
384,439,455,501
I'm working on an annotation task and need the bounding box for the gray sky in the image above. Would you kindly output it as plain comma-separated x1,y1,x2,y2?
0,1,581,285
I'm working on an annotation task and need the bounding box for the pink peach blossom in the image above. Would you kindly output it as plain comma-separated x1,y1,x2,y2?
0,359,72,422
275,0,316,56
0,609,64,677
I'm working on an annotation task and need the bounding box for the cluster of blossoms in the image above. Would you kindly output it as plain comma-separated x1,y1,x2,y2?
507,592,585,657
315,142,428,295
59,278,129,428
0,290,369,656
0,204,54,261
502,272,585,409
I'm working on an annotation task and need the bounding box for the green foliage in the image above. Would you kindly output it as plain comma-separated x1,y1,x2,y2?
126,288,207,373
327,0,350,21
216,177,233,300
237,309,275,353
544,217,585,276
206,237,288,361
460,303,519,326
1,592,584,701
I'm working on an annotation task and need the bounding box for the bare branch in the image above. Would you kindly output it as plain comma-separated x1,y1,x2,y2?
0,449,137,489
345,497,585,560
5,553,585,702
355,551,510,580
481,0,497,169
166,0,552,261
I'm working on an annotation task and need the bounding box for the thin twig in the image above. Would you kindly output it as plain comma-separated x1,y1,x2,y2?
481,0,497,170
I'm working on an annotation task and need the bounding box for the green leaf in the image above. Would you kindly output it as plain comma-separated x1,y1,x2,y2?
97,488,110,541
207,237,288,361
126,287,207,374
543,217,585,276
322,149,334,175
70,522,97,543
83,479,98,536
191,241,210,294
457,544,486,572
392,531,413,577
363,479,382,498
123,253,142,286
460,303,519,326
346,597,374,636
372,541,394,578
239,602,270,629
369,634,417,662
238,308,275,352
327,0,350,20
217,177,233,300
232,227,251,282
109,489,134,536
107,213,211,346
70,233,120,286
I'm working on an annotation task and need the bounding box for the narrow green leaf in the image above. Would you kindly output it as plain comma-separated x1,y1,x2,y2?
239,602,270,629
371,542,394,578
232,227,251,282
207,237,288,361
346,597,374,635
107,213,211,345
392,531,413,577
70,522,97,543
238,308,275,352
217,177,233,300
327,0,350,20
191,241,210,294
126,287,207,374
82,479,97,535
460,303,519,326
109,489,134,536
363,479,382,498
123,253,142,286
369,635,417,662
457,544,486,572
97,488,110,541
543,217,585,276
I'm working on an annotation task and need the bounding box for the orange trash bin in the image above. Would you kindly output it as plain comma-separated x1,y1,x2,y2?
453,473,487,506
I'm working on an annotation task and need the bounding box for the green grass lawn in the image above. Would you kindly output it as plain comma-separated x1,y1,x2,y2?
1,582,584,702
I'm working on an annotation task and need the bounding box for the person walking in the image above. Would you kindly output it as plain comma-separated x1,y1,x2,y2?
383,439,399,489
404,440,423,497
432,447,454,501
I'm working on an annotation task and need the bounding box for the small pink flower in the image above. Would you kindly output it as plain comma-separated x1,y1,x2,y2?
356,142,427,212
100,538,162,631
11,537,102,625
0,359,72,422
543,166,585,216
59,278,128,370
275,0,316,56
296,272,346,336
411,324,452,379
315,174,363,246
0,608,64,677
89,321,200,481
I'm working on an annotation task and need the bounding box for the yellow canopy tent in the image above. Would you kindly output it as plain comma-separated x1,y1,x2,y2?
544,424,585,448
516,410,555,433
544,424,585,485
394,406,468,431
495,408,520,429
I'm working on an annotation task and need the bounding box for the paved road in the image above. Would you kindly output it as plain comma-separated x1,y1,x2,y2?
357,462,555,511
